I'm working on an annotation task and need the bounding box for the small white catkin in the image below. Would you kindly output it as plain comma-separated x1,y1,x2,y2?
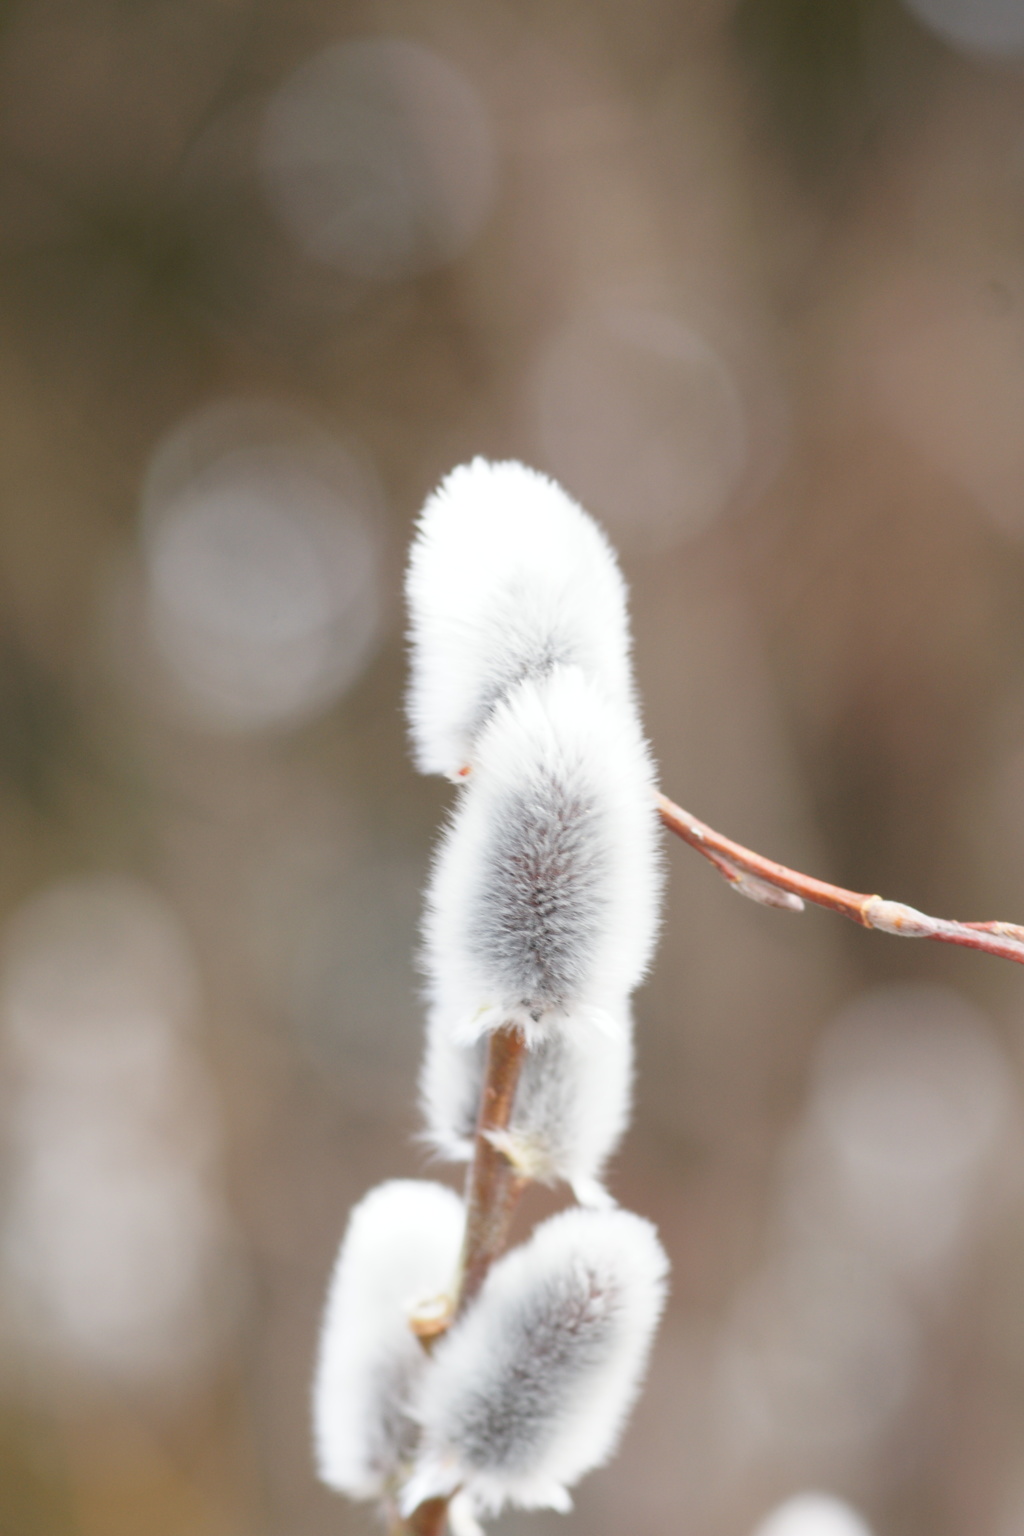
405,458,636,780
313,1179,464,1501
751,1495,874,1536
404,1206,669,1517
422,665,663,1044
420,993,634,1206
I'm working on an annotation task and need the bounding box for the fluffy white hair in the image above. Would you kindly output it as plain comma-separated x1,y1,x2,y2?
751,1496,874,1536
422,665,663,1044
403,1206,668,1517
405,458,636,780
420,995,634,1206
313,1179,464,1501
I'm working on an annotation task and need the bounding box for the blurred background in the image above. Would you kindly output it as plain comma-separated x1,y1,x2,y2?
1,2,1024,1534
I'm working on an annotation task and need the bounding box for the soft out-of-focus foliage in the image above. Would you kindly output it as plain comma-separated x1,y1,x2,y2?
0,2,1024,1534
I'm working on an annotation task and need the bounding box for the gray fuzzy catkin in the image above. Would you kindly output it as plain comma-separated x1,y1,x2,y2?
404,1206,669,1517
405,458,636,780
751,1496,875,1536
313,1180,464,1501
420,998,633,1205
422,665,663,1044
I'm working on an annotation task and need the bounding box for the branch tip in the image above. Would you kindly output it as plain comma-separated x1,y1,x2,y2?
657,790,1024,967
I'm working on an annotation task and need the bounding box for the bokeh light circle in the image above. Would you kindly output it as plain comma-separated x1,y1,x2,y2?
260,37,496,281
902,0,1024,58
140,400,383,733
535,307,747,549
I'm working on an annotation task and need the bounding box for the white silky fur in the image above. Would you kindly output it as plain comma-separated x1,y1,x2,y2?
751,1496,874,1536
422,665,663,1045
313,1180,464,1501
403,1206,669,1518
405,459,636,779
420,995,634,1206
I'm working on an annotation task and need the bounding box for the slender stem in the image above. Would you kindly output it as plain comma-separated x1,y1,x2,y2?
455,1023,529,1313
400,1024,528,1535
396,789,1024,1534
404,1498,451,1536
657,791,1024,965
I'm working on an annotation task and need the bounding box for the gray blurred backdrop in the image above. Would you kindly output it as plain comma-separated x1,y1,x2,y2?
1,2,1024,1534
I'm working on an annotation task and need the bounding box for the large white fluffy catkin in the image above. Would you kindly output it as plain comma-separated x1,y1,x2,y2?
405,458,636,779
420,995,634,1206
405,1206,668,1517
313,1180,464,1501
751,1496,874,1536
422,665,662,1044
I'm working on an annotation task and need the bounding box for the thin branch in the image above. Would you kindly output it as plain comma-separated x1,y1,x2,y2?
657,792,1024,965
404,1497,451,1536
399,776,1024,1533
402,1024,528,1535
455,1023,529,1312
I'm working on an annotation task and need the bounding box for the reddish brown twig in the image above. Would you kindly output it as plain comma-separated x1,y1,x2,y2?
657,792,1024,964
396,788,1024,1534
404,1497,451,1536
402,1024,528,1534
456,1024,529,1311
